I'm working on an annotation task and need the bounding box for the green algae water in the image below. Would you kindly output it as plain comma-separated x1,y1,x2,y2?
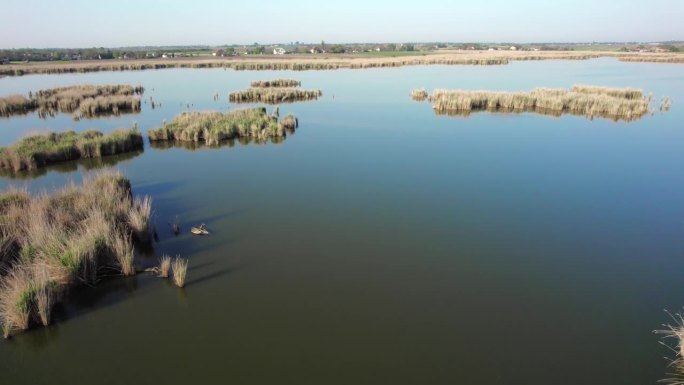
1,58,684,384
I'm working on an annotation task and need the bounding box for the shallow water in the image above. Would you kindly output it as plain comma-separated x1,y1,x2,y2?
1,58,683,384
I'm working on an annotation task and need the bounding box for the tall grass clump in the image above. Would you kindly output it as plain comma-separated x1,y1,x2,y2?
0,170,151,336
250,79,301,88
426,85,653,121
0,127,143,172
229,88,321,104
158,255,171,278
411,88,428,101
128,196,152,242
171,256,188,288
148,107,297,145
0,84,143,118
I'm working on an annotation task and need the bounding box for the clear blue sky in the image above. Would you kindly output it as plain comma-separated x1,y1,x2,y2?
1,0,682,48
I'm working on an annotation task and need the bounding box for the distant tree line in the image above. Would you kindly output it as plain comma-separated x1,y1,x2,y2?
0,47,209,62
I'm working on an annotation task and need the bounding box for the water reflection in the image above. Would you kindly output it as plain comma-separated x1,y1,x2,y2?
431,106,650,122
149,136,286,151
0,107,142,121
0,150,143,180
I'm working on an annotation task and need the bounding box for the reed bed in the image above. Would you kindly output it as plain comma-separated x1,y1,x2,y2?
250,79,301,88
425,86,652,121
0,171,152,337
1,52,682,78
656,311,684,384
148,108,298,145
617,54,684,64
0,84,143,118
570,84,643,100
171,256,188,288
229,88,322,104
0,127,143,172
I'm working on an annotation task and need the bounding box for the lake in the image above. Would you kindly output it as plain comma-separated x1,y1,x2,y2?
0,58,683,385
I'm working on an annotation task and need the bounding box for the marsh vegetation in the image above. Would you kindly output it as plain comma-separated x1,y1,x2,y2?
229,88,321,104
415,85,655,121
0,127,143,172
0,84,144,119
250,79,301,88
0,171,151,337
148,107,298,145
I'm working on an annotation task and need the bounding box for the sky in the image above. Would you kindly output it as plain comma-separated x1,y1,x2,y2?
1,0,682,48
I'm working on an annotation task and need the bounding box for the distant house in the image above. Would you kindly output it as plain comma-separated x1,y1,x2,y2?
273,47,286,55
487,48,495,51
0,58,8,65
161,53,169,59
309,47,323,54
509,46,517,51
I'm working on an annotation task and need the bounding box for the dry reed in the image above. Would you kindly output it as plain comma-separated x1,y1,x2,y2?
171,256,188,288
250,79,301,88
411,88,428,101
229,88,321,104
158,255,171,278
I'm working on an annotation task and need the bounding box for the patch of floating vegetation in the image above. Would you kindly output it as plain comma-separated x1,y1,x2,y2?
413,85,663,121
0,171,151,337
229,88,322,104
0,84,144,119
148,107,298,145
250,79,301,88
0,127,143,172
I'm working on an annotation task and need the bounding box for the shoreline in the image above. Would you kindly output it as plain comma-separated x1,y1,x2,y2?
1,51,683,77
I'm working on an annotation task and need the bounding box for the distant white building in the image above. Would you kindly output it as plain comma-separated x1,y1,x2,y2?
273,47,286,55
510,46,517,51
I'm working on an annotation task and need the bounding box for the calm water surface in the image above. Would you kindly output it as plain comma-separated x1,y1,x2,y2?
0,59,683,384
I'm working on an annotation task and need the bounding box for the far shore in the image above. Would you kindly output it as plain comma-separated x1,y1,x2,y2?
1,50,683,77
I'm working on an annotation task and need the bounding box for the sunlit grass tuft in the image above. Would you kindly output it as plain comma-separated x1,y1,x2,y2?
172,256,188,288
